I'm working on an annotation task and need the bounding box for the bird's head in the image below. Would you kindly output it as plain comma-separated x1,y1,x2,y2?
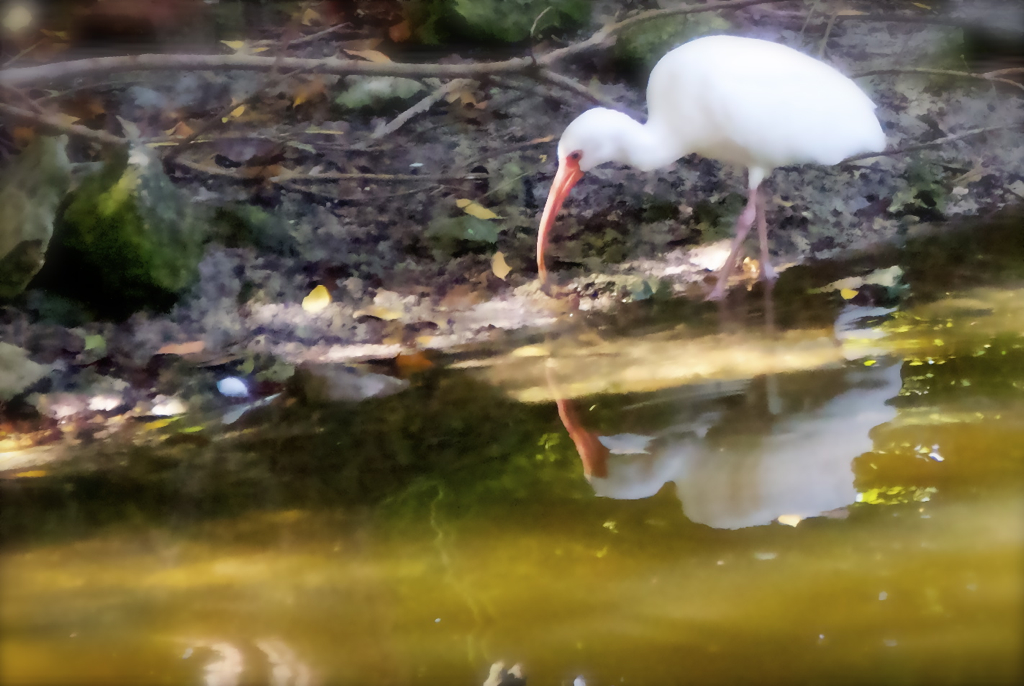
537,108,634,284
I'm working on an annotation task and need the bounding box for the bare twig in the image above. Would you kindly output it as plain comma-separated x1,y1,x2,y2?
536,69,646,120
0,52,532,88
817,10,838,59
754,8,1014,31
797,0,821,44
0,0,787,88
843,125,1016,163
174,157,487,183
0,102,126,148
286,23,351,48
984,68,1024,78
373,79,473,139
0,84,47,114
540,0,789,64
854,67,1024,93
530,7,555,41
490,74,580,111
1,40,41,69
164,67,308,162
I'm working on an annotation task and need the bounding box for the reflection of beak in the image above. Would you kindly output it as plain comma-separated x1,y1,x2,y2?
545,364,609,479
536,157,584,284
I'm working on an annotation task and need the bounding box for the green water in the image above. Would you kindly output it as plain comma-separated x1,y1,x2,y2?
2,221,1023,685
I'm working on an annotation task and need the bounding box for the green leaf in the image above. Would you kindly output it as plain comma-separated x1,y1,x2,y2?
335,76,425,110
426,215,501,256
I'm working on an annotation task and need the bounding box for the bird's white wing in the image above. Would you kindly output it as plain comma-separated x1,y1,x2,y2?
648,36,885,169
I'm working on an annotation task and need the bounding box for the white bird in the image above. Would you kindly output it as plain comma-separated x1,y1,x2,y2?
536,35,886,299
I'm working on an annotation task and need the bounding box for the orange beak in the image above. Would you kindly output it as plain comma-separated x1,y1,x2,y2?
536,156,584,283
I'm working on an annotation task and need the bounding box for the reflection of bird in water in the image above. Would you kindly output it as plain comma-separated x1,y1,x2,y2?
182,636,312,686
536,35,886,298
549,306,902,529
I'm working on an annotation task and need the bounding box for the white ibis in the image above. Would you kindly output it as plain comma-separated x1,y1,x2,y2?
536,35,886,299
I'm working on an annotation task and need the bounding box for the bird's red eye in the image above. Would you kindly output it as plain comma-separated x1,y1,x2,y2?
567,151,582,162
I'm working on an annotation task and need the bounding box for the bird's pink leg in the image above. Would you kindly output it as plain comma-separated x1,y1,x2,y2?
706,186,757,301
755,187,777,282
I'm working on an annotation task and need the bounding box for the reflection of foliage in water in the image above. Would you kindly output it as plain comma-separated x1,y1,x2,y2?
0,370,597,546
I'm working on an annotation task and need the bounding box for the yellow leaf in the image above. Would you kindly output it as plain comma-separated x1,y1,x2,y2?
354,305,401,321
157,341,206,356
389,20,412,43
395,351,434,374
221,40,268,55
491,251,512,280
292,77,326,107
14,470,48,478
343,49,392,63
304,126,346,136
302,285,331,312
840,288,858,300
456,198,499,220
301,7,322,26
911,2,931,9
222,105,246,123
55,112,80,127
165,121,195,138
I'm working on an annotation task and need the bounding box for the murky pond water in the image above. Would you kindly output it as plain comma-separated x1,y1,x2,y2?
3,221,1024,685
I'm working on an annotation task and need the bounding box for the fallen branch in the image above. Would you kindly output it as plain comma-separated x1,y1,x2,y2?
0,0,787,88
753,7,1016,31
535,70,645,120
164,67,308,162
541,0,789,64
372,78,473,139
0,102,127,148
0,52,533,87
286,23,352,48
843,125,1016,164
174,157,487,183
855,67,1024,93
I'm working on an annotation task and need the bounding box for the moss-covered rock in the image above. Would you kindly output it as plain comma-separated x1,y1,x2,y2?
39,146,205,318
408,0,589,44
614,13,732,81
0,136,71,300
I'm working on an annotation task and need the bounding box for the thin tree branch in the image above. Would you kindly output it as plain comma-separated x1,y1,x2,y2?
0,51,532,88
163,68,308,162
854,67,1024,93
535,69,646,120
0,0,787,88
286,23,351,48
843,125,1015,164
372,79,473,139
539,0,789,64
0,102,127,148
753,8,1016,31
174,157,487,183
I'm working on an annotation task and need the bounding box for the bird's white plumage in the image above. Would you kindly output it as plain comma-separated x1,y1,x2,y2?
555,35,885,181
647,35,885,175
540,34,887,294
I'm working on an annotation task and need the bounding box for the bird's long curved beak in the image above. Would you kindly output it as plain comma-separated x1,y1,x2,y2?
537,157,584,284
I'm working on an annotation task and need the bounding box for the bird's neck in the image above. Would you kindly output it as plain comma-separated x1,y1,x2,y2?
616,118,686,172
